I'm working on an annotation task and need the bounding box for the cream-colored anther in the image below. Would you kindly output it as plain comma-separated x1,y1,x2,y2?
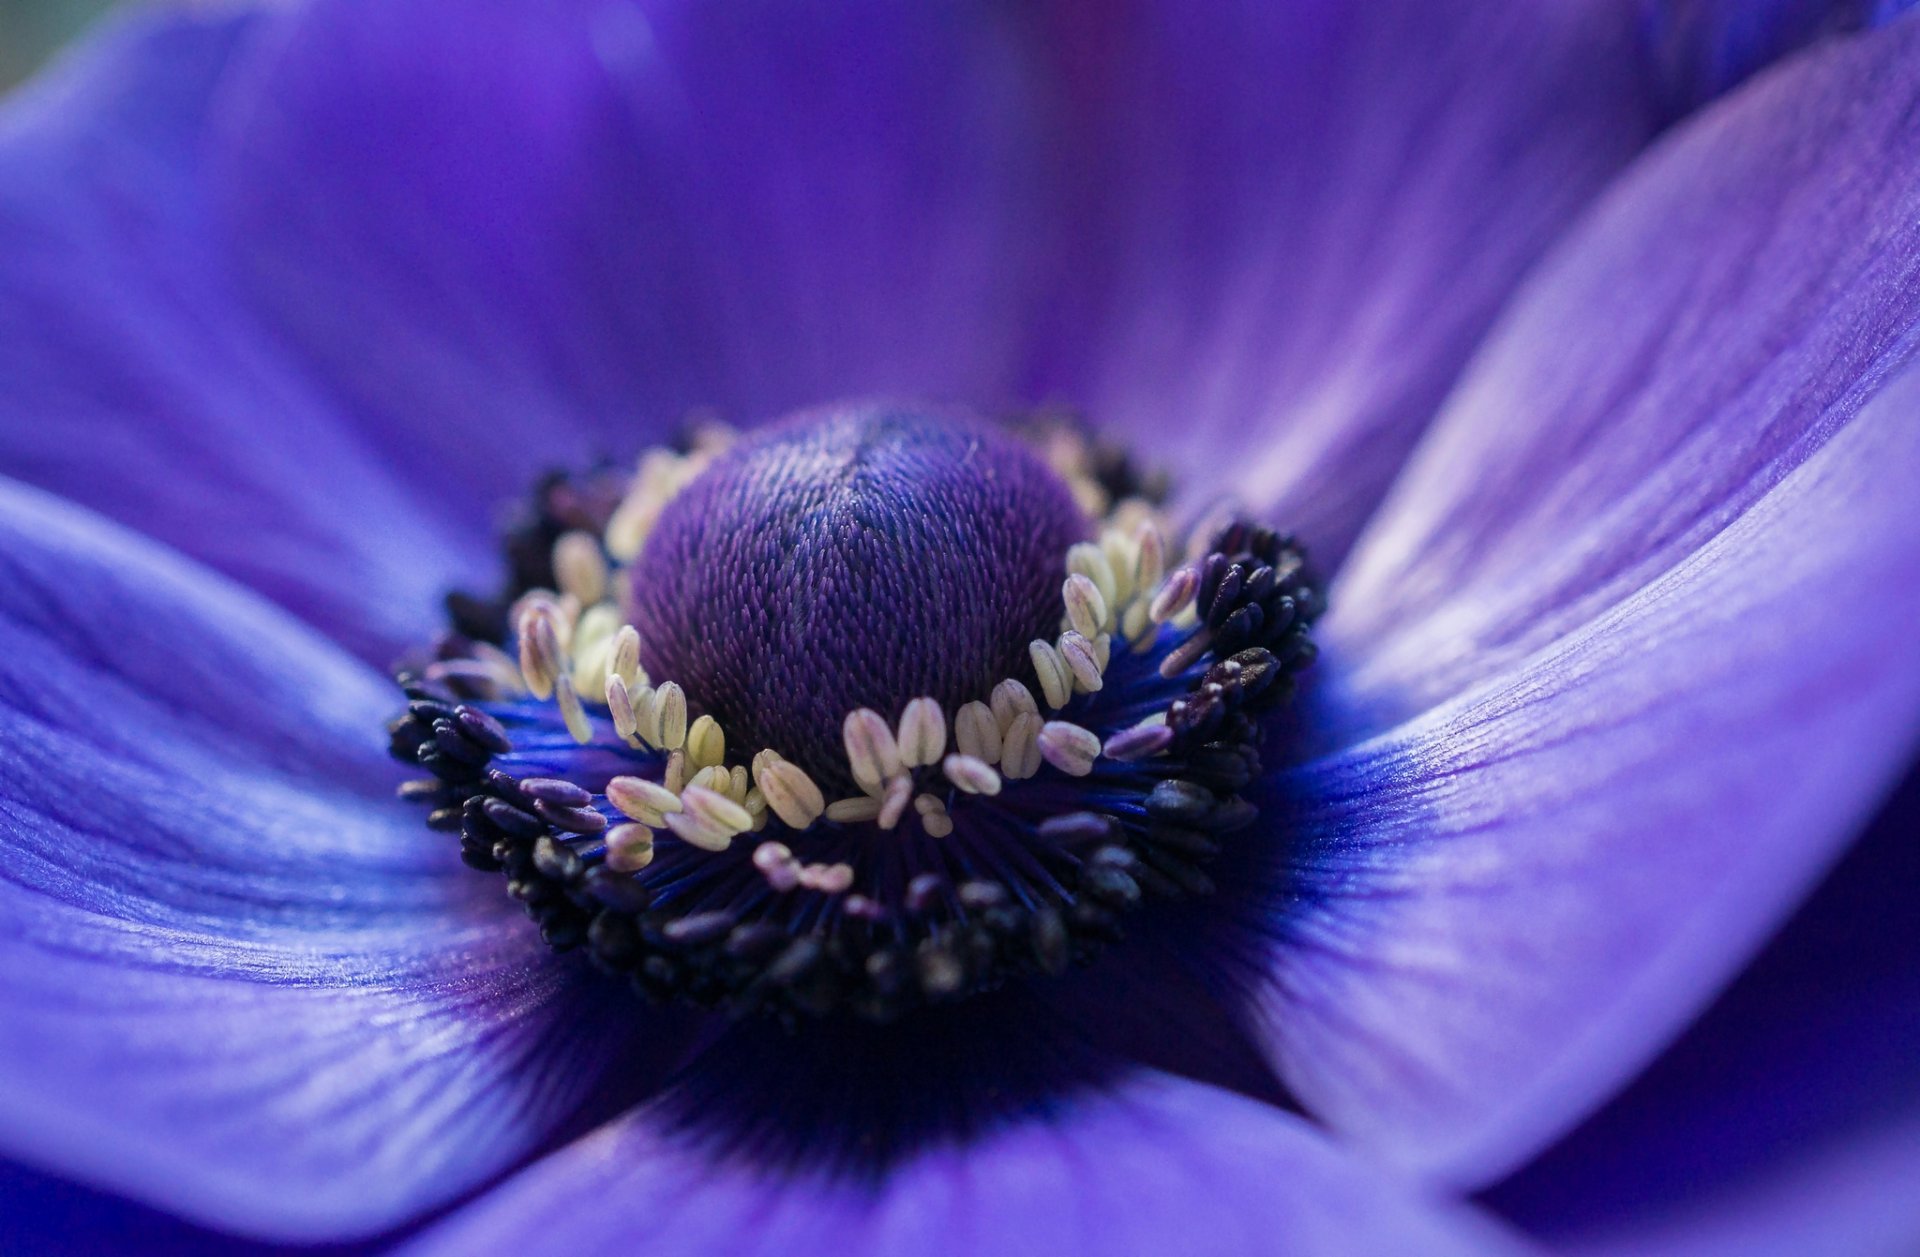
896,697,947,768
665,809,734,853
1133,520,1167,594
606,674,639,741
516,603,563,701
877,775,913,830
686,714,726,769
607,775,682,827
1001,712,1043,780
610,625,644,687
953,701,1002,764
1159,627,1214,679
915,794,954,839
651,682,688,750
843,708,903,796
1038,720,1101,777
1058,631,1104,693
942,753,1003,796
688,764,732,797
989,678,1038,730
555,675,593,744
605,823,656,872
681,784,752,836
552,530,609,606
826,796,883,823
1150,566,1199,623
1062,573,1108,639
753,756,827,829
1029,639,1072,710
1066,542,1119,614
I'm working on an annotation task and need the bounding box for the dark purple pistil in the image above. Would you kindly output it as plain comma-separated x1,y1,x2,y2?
629,403,1088,791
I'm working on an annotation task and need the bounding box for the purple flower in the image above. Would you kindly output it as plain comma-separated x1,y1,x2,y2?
4,1,1920,1253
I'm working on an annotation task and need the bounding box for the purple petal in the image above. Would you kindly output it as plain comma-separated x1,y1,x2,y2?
1245,360,1920,1184
212,0,1055,513
0,479,692,1240
1643,0,1920,113
0,8,490,663
401,1073,1529,1257
1328,14,1920,733
1483,762,1920,1256
1266,18,1920,1171
1028,0,1661,562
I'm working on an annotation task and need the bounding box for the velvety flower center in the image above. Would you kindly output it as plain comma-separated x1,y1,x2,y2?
388,402,1322,1021
629,405,1088,792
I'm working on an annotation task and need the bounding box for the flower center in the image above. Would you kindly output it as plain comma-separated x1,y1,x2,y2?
628,405,1087,792
388,402,1322,1021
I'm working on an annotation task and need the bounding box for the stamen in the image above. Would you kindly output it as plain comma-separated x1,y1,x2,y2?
896,697,947,769
1037,720,1101,777
1029,639,1072,710
843,708,903,797
953,700,1002,763
942,753,1002,795
752,753,827,829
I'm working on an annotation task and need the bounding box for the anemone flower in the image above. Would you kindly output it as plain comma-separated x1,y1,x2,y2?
4,2,1920,1254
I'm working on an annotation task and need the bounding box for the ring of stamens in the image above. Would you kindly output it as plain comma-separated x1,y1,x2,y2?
389,418,1320,1021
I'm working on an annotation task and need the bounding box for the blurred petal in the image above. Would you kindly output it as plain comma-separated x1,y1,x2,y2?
0,6,489,662
214,0,1055,514
1643,0,1919,113
0,1159,298,1257
0,479,689,1240
1030,0,1661,561
1247,357,1920,1188
1483,762,1920,1257
402,1073,1531,1257
1329,14,1920,731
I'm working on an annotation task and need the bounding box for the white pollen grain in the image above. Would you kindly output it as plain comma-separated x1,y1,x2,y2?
1063,573,1108,639
755,756,826,829
877,775,913,830
553,530,609,606
1038,720,1101,777
826,796,883,823
606,674,639,741
653,682,689,750
605,823,656,872
990,679,1039,731
1029,639,1072,709
897,697,947,768
610,624,644,687
1001,712,1043,780
1058,630,1104,693
555,674,594,744
686,714,726,769
954,700,1002,764
1150,566,1199,624
942,754,1002,796
1067,541,1119,612
843,708,903,796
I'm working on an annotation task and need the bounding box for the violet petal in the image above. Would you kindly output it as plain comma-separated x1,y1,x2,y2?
212,0,1055,503
0,480,690,1240
0,8,489,663
1249,359,1920,1190
399,1073,1529,1257
1329,14,1920,736
1483,761,1920,1256
1029,0,1662,563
